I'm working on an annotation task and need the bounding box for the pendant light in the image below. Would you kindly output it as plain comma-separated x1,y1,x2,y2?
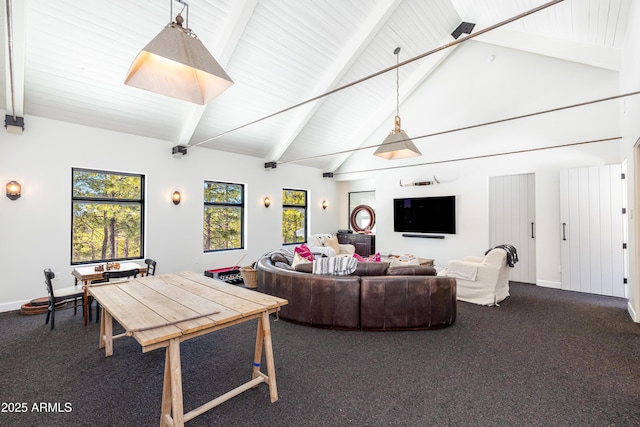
373,47,421,160
124,0,233,105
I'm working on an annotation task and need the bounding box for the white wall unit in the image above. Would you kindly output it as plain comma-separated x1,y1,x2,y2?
489,173,536,284
559,165,624,297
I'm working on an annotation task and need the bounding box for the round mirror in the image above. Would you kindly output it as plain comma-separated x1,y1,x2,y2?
350,205,376,232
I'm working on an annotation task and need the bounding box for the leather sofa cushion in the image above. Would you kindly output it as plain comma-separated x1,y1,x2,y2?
352,262,389,276
270,253,289,265
294,262,313,273
296,260,390,276
387,265,436,276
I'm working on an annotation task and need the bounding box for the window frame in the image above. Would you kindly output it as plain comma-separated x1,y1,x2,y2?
282,188,308,245
70,167,145,265
203,180,245,253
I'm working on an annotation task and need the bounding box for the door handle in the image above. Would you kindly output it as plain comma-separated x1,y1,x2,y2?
531,222,535,239
562,222,567,241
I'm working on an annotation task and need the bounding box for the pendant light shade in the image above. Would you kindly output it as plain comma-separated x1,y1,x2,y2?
124,2,233,104
374,47,421,160
374,116,422,160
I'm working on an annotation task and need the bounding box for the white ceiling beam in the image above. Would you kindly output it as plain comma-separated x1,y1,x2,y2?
179,0,258,145
472,26,621,71
3,0,26,120
263,0,404,163
328,38,460,172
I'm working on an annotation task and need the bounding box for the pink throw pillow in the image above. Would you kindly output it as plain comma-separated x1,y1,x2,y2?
353,252,381,263
294,243,314,261
352,253,365,262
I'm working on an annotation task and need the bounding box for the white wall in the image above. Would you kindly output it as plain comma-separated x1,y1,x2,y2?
338,141,620,275
619,0,640,321
336,41,624,296
0,116,341,311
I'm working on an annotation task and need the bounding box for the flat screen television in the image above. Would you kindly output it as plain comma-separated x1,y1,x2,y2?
393,196,456,234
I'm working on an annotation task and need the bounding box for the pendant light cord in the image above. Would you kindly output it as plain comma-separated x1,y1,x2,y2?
395,47,400,118
5,0,16,120
190,0,565,151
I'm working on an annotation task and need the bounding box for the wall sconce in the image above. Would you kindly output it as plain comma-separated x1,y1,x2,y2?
6,181,21,200
322,200,328,210
264,197,271,208
172,191,181,205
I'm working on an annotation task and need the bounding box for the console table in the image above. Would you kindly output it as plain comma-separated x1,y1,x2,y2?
338,233,375,257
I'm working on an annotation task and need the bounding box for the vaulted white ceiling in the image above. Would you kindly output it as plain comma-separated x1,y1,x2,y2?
1,0,631,171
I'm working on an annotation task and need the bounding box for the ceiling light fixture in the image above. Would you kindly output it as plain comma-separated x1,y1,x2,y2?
373,47,421,160
124,0,233,105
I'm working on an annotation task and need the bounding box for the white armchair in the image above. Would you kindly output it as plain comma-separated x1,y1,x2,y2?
438,248,511,306
308,234,355,257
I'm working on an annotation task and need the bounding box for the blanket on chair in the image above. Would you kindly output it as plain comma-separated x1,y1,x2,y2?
485,244,519,267
312,256,358,276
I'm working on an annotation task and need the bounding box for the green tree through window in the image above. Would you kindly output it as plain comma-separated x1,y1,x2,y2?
71,168,144,264
282,189,307,245
204,181,244,251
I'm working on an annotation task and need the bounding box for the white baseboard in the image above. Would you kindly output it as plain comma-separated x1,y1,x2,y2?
628,301,638,323
536,280,561,289
0,300,29,313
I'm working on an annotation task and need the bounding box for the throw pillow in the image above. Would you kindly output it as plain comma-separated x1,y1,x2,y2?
294,243,314,261
324,236,340,255
291,252,312,269
367,253,381,262
354,252,382,263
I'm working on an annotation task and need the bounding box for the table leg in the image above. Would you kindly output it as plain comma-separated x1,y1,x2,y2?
99,307,106,349
252,318,264,382
83,284,88,326
102,310,113,357
160,338,184,427
260,311,278,403
160,348,172,427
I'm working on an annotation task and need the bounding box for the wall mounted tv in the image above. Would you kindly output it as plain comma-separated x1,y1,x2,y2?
393,196,456,234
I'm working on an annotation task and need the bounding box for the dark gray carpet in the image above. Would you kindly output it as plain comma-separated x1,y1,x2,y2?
1,282,639,427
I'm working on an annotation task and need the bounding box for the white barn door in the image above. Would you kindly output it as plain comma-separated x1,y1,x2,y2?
559,165,624,297
489,173,536,284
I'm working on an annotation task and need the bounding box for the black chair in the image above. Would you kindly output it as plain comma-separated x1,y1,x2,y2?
103,268,140,281
144,259,157,276
44,268,85,330
91,268,140,322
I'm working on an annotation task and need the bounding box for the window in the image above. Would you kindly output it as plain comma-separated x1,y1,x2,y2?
204,181,244,251
71,168,144,265
282,189,307,245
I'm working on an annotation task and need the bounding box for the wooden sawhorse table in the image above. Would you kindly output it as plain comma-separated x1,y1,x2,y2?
88,271,287,426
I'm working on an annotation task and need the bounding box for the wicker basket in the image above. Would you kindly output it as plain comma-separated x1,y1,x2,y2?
240,265,258,289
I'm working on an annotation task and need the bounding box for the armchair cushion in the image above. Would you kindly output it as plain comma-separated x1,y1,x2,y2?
441,260,478,281
439,248,511,306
